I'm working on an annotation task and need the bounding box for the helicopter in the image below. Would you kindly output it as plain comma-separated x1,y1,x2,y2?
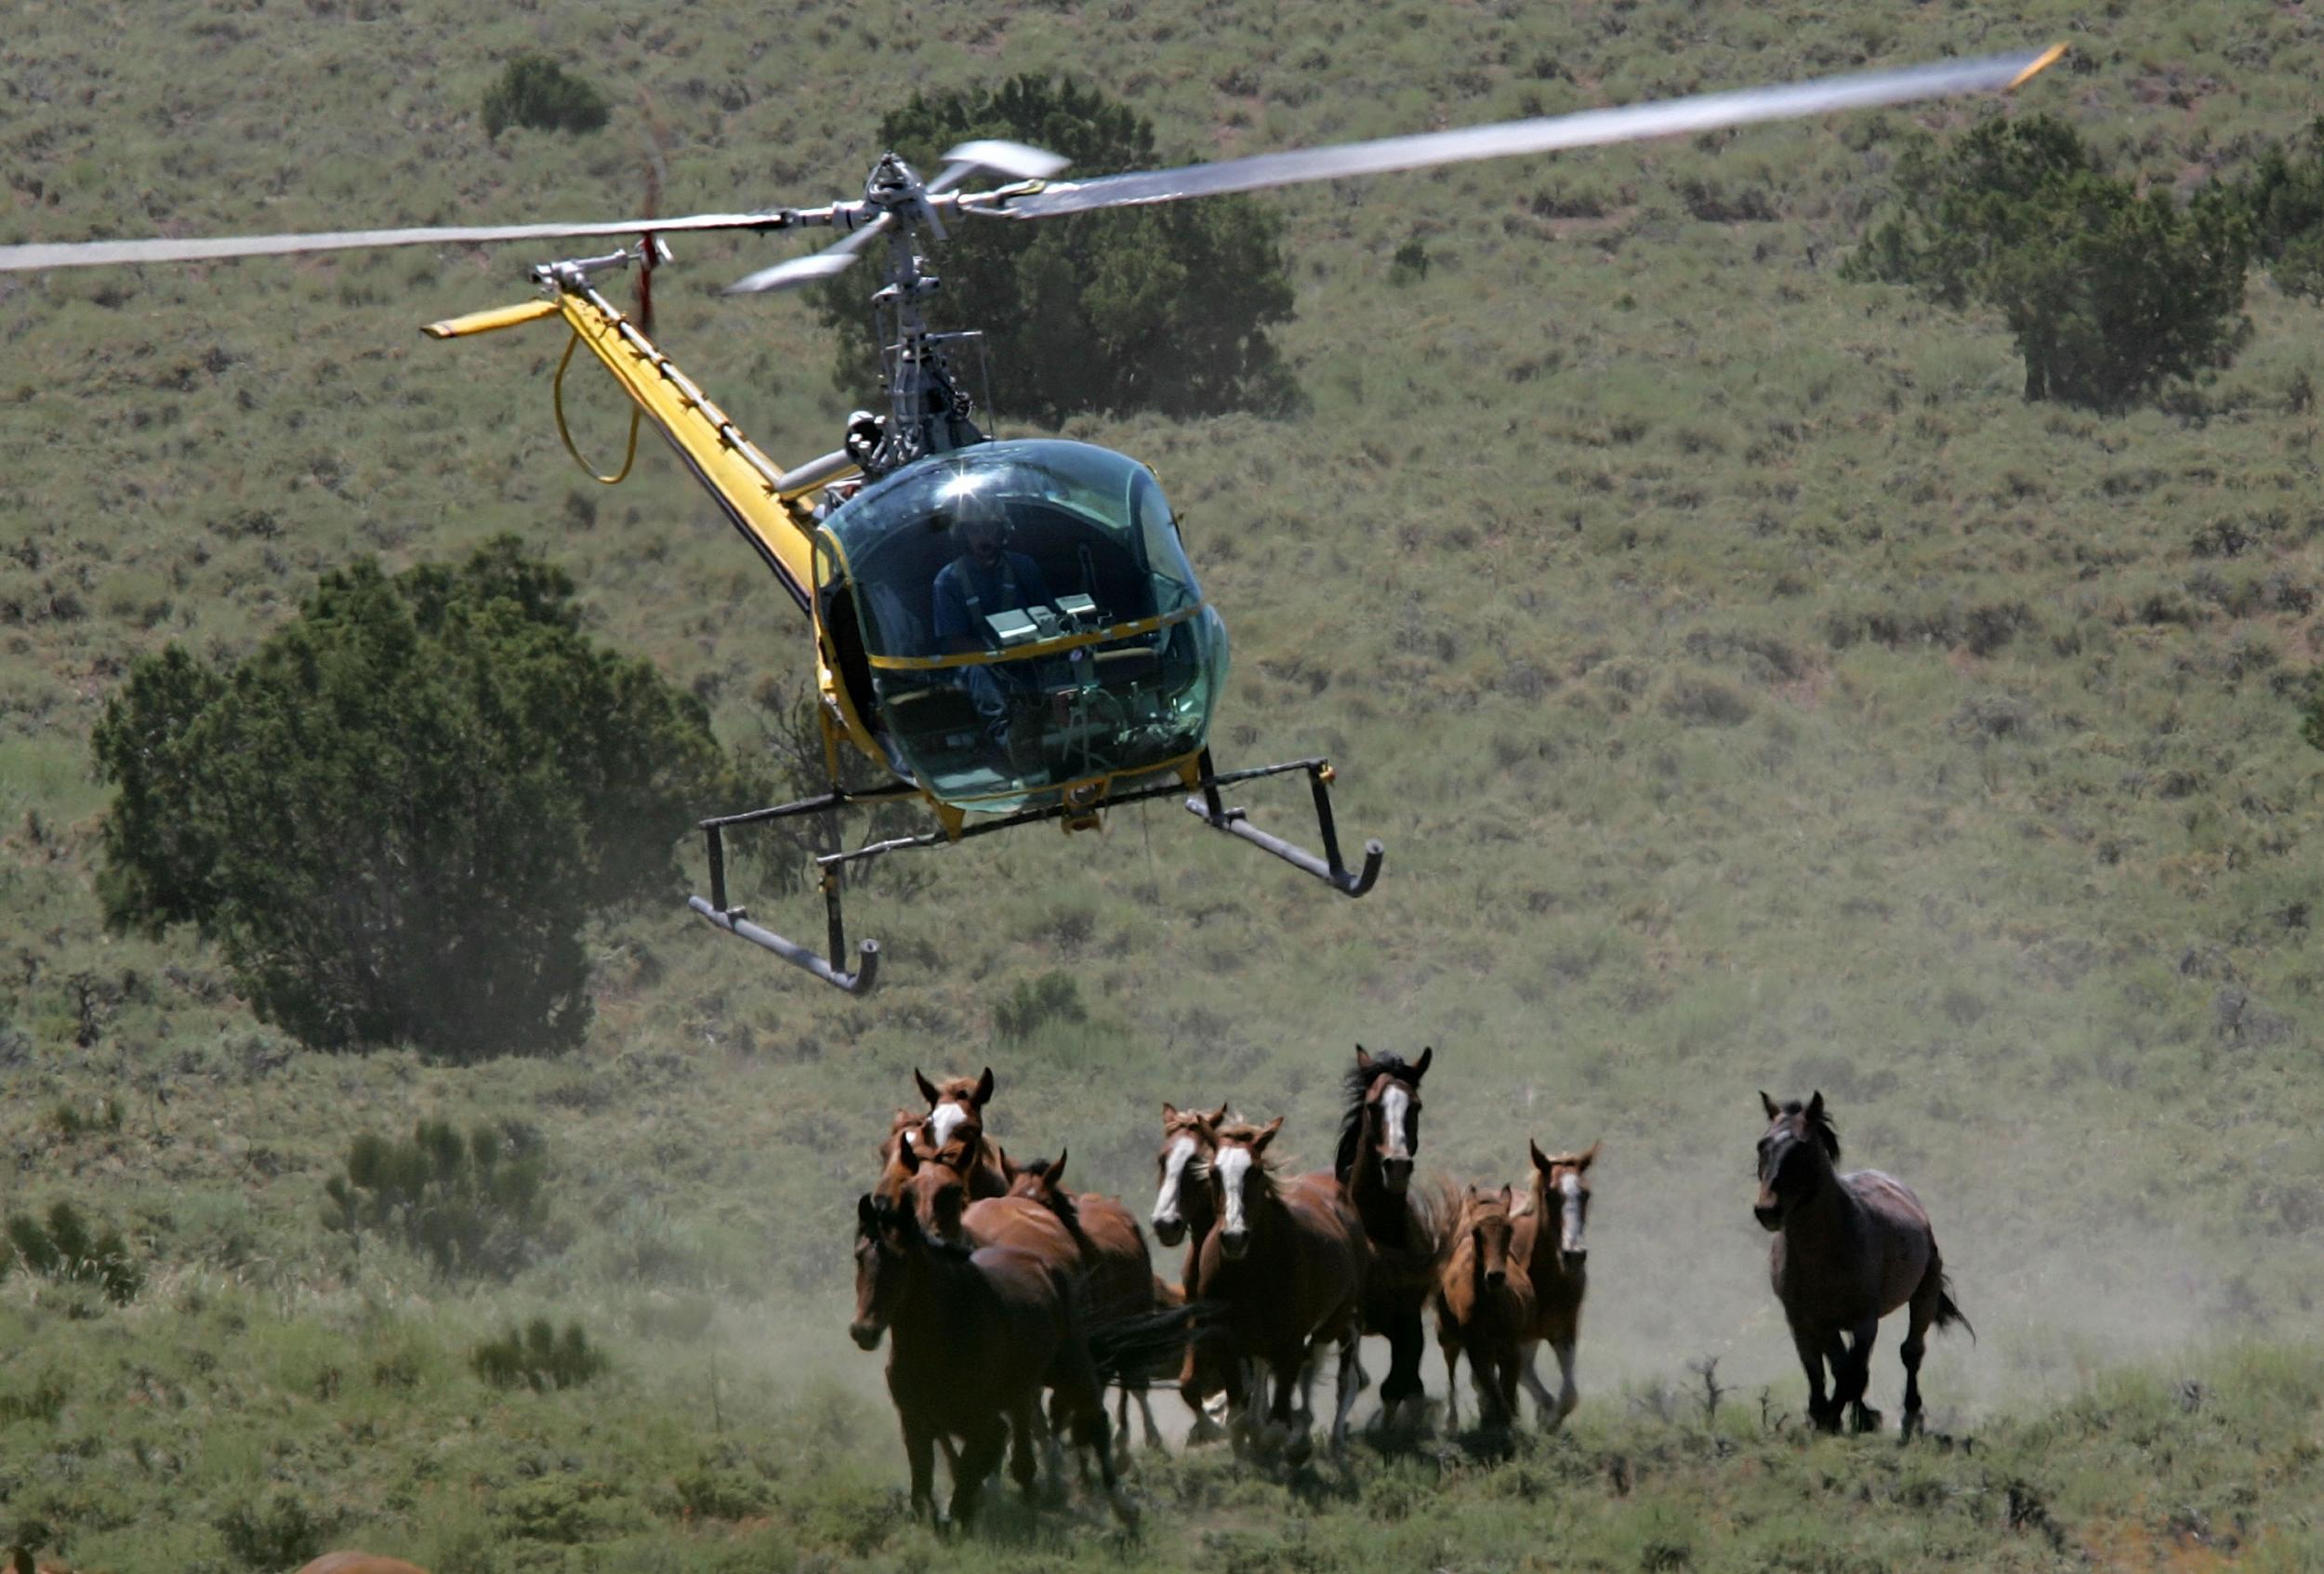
0,46,2062,994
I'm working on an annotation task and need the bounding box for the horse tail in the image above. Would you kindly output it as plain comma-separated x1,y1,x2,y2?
1930,1261,1975,1344
1089,1300,1213,1388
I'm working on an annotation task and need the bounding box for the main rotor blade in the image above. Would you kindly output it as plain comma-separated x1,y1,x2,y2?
725,212,893,295
0,208,797,273
1008,46,2066,218
931,139,1070,191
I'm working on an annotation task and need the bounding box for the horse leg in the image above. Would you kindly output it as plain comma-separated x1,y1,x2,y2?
900,1412,939,1524
1900,1286,1937,1441
1841,1316,1882,1434
1115,1382,1132,1456
1790,1325,1837,1433
1552,1336,1580,1427
1380,1309,1425,1433
1269,1348,1306,1462
1508,1338,1546,1426
1329,1329,1366,1453
1132,1381,1168,1451
1180,1341,1223,1446
950,1414,1008,1529
1439,1326,1463,1434
1009,1396,1041,1502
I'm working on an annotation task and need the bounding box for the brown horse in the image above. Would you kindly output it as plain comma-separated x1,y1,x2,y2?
917,1065,995,1153
1756,1092,1970,1437
876,1110,1007,1217
1194,1115,1369,1455
1432,1184,1532,1433
1512,1139,1596,1429
1332,1045,1441,1430
851,1191,1132,1527
1004,1147,1169,1450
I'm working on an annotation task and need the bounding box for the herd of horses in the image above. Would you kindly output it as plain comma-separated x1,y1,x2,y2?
852,1051,1971,1528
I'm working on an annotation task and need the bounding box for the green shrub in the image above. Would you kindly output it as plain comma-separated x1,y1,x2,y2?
815,74,1299,422
482,56,611,139
470,1317,610,1391
994,969,1087,1038
323,1119,560,1279
90,538,745,1056
216,1489,336,1571
0,1200,142,1304
1847,115,2251,409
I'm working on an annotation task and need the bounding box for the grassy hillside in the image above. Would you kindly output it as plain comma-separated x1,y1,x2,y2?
6,0,2324,1567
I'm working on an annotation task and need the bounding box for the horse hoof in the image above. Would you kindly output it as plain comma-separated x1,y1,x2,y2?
1852,1407,1883,1435
1284,1431,1314,1466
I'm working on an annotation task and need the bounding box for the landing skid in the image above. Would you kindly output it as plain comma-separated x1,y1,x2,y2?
688,750,1382,992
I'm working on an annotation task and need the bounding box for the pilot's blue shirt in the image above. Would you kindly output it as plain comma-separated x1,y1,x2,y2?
931,550,1056,650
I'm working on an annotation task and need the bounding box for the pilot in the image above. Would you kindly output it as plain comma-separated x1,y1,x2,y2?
930,493,1058,769
931,496,1055,653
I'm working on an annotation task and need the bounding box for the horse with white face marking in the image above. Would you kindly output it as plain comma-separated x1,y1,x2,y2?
909,1067,1008,1200
1151,1101,1231,1277
1512,1139,1597,1429
1756,1092,1970,1437
1195,1115,1368,1457
1332,1045,1442,1431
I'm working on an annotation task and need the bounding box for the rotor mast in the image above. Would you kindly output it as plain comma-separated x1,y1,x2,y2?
853,153,987,478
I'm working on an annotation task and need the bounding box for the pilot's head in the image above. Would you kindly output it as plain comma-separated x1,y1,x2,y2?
954,496,1008,567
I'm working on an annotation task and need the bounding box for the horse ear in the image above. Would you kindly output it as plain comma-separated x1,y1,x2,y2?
1465,1182,1478,1199
1499,1183,1516,1210
1529,1138,1552,1172
915,1069,940,1106
1354,1044,1375,1074
1415,1045,1433,1078
1161,1101,1180,1123
857,1193,878,1232
897,1137,922,1173
1204,1103,1230,1127
1577,1141,1601,1171
1760,1090,1780,1120
974,1066,996,1106
1253,1117,1284,1152
1050,1148,1068,1185
1806,1090,1826,1121
997,1147,1017,1181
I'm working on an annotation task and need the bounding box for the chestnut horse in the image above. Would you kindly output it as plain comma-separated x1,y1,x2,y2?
1195,1115,1369,1456
1152,1104,1344,1438
1512,1139,1596,1429
1432,1184,1532,1433
1333,1045,1441,1430
912,1068,1009,1199
851,1192,1134,1528
1755,1092,1970,1437
1004,1147,1169,1451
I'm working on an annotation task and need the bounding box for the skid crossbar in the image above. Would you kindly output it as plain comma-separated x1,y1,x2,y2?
687,755,1381,992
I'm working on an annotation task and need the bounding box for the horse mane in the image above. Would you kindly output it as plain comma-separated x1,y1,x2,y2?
1780,1099,1841,1162
1333,1050,1423,1181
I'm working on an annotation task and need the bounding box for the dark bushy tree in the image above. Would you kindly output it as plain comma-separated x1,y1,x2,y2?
482,55,611,139
92,538,738,1055
1847,115,2251,409
2241,120,2324,300
816,75,1300,422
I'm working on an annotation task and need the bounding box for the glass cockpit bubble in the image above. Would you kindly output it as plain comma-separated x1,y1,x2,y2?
816,439,1227,812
